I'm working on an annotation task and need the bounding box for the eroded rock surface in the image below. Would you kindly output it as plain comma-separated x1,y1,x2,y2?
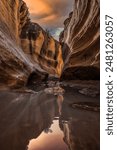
0,0,100,89
0,0,63,89
60,0,100,80
20,22,63,76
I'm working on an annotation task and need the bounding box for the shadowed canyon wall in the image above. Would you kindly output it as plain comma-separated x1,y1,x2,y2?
60,0,100,80
0,0,63,88
0,0,100,88
0,0,46,88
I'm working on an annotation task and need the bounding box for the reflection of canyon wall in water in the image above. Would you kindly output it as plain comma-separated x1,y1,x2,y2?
0,0,63,88
60,0,100,80
59,101,100,150
0,91,58,150
0,88,100,150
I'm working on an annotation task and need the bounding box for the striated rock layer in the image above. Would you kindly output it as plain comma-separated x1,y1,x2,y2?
20,22,63,77
0,0,100,88
60,0,100,80
20,0,63,76
0,0,63,88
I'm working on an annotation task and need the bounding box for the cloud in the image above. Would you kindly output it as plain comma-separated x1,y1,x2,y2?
23,0,73,29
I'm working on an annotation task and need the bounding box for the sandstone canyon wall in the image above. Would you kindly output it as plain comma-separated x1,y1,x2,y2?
0,0,100,89
20,1,63,76
60,0,100,80
0,0,63,89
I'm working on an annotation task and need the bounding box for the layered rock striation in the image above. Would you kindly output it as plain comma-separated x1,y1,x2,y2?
20,22,63,77
60,0,100,80
20,0,63,76
0,0,63,88
0,0,35,88
0,0,100,88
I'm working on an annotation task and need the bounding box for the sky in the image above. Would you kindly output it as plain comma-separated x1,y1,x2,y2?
23,0,73,40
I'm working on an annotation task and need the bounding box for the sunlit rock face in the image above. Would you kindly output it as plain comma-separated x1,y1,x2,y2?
0,0,31,88
60,0,100,80
0,0,63,88
20,22,63,77
20,0,64,76
0,0,100,88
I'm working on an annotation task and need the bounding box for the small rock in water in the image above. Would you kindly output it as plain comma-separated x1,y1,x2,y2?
79,88,99,97
44,86,65,95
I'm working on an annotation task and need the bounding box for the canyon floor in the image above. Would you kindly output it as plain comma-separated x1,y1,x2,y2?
0,80,100,150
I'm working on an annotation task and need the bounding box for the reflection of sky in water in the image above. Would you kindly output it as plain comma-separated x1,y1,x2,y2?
28,120,68,150
0,82,100,150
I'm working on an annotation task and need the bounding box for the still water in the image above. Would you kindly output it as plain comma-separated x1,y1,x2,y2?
0,82,100,150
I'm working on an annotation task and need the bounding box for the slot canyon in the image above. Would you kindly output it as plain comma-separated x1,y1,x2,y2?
0,0,100,89
0,0,100,150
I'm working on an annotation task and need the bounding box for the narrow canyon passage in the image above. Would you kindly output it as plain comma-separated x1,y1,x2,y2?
0,0,100,88
0,0,100,150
